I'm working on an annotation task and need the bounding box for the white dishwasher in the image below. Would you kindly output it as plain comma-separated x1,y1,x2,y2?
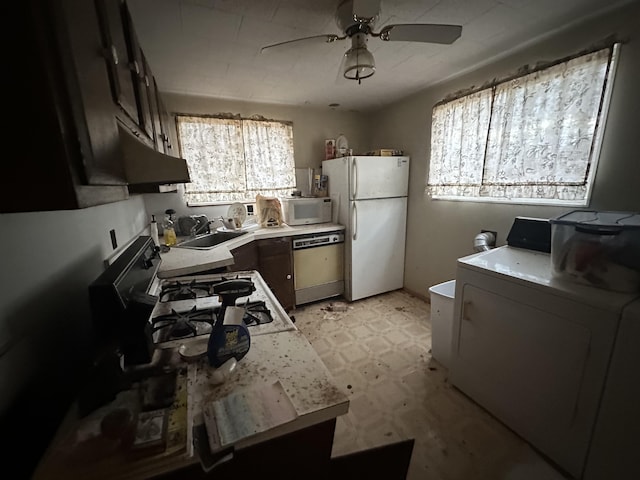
293,231,344,305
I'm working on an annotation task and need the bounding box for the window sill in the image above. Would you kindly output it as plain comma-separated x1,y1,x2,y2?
428,195,589,208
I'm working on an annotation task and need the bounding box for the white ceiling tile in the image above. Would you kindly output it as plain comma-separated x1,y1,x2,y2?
179,2,242,41
126,0,634,110
416,0,499,25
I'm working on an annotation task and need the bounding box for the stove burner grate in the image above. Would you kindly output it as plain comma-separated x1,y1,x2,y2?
150,297,274,344
152,306,215,341
159,276,253,302
240,300,274,326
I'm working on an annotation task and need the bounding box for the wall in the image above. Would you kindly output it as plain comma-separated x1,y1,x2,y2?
0,196,148,476
142,94,371,224
370,1,640,297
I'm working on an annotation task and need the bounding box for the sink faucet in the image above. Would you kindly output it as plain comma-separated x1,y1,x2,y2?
190,219,213,237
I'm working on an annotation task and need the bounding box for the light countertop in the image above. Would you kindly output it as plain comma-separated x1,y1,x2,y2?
158,222,345,278
33,331,349,480
186,329,350,452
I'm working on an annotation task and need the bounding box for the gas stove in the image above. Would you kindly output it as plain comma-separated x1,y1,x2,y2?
150,272,296,347
88,236,296,366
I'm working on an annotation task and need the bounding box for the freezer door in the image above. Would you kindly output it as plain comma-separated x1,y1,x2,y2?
349,197,407,301
350,156,409,200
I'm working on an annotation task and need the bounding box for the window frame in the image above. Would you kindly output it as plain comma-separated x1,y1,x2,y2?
175,114,296,206
426,43,620,207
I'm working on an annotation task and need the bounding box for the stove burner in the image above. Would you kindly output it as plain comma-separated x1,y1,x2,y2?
240,300,274,326
152,306,215,341
159,276,253,302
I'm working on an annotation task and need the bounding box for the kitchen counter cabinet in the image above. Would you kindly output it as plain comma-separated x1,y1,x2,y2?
257,237,295,312
158,223,345,279
227,241,259,272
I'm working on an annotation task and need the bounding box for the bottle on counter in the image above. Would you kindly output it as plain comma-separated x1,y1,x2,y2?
150,214,159,247
163,209,177,246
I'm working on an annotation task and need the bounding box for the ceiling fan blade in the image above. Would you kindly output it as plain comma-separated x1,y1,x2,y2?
379,24,462,44
260,34,345,53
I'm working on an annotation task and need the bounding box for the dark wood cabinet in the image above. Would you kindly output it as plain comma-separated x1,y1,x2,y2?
95,0,139,128
228,242,259,272
8,0,189,213
257,237,295,312
122,3,155,142
156,84,176,155
10,0,129,213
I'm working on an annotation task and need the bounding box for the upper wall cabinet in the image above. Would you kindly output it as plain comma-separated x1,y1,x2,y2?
6,0,189,213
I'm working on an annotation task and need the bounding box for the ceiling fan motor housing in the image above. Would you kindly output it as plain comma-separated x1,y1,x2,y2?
336,0,380,34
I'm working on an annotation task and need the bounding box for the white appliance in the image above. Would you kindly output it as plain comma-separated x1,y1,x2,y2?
583,298,640,480
322,155,410,301
449,245,640,479
281,197,332,226
293,231,345,305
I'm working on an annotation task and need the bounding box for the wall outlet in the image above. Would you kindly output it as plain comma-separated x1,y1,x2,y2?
110,229,117,249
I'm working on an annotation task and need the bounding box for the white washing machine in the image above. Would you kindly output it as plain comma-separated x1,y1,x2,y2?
449,245,639,479
583,298,640,480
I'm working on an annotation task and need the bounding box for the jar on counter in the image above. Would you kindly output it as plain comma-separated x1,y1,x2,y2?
163,209,177,246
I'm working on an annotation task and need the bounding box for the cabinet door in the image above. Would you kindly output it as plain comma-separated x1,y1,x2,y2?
55,0,126,186
145,67,164,152
121,3,154,140
95,0,138,126
156,86,175,155
451,283,593,478
228,242,259,272
257,238,295,312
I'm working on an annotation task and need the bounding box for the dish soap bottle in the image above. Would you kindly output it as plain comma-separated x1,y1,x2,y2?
163,209,177,246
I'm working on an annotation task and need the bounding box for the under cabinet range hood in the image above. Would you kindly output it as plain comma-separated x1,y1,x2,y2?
117,124,191,186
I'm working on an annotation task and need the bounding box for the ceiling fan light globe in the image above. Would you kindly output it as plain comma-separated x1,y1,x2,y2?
343,46,375,80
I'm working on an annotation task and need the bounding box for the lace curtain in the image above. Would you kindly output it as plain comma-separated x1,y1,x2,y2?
177,115,296,204
428,47,613,204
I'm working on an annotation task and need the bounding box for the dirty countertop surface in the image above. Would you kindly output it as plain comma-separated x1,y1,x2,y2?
186,329,350,452
157,223,345,278
33,330,349,480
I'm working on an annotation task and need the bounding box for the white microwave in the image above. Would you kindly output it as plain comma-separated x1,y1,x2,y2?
281,197,332,226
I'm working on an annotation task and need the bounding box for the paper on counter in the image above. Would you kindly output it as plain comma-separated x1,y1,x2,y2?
203,379,297,450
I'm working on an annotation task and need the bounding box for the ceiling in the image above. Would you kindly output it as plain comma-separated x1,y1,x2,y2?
127,0,631,111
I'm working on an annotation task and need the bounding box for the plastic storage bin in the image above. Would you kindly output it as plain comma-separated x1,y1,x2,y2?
428,280,456,369
550,210,640,293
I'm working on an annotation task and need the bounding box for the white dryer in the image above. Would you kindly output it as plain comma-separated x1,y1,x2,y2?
449,245,639,479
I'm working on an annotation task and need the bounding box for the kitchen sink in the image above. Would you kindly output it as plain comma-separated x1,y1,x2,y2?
175,230,247,250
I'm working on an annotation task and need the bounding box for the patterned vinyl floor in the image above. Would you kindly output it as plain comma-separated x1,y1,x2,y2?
292,290,569,480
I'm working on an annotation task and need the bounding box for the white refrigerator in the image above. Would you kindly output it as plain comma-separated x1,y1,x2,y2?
322,156,410,301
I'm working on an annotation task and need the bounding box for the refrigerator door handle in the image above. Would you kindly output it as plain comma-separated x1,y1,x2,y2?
352,202,358,241
351,158,358,200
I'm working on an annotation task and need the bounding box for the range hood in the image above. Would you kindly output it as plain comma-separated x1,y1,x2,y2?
118,124,191,185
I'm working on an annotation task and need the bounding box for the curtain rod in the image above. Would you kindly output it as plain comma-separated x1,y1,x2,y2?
434,36,622,107
174,112,293,125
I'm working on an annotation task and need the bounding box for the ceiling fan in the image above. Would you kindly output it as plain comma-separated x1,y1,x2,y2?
260,0,462,84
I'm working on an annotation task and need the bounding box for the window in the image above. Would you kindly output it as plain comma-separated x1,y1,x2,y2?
427,45,619,206
176,115,296,204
